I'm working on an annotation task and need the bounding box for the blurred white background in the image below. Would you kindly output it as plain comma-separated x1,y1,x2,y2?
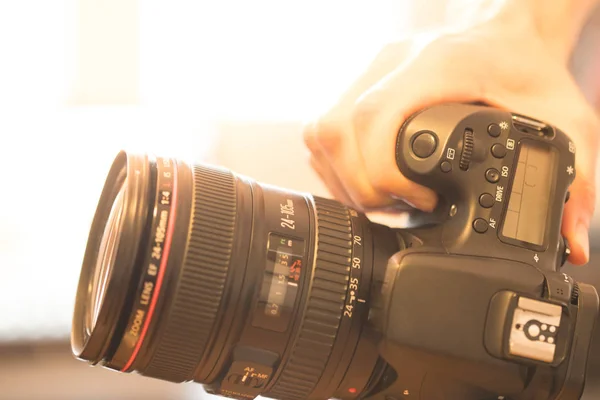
0,1,412,399
0,0,408,343
1,1,600,399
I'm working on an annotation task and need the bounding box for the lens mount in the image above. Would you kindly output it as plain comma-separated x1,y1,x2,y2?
71,151,153,364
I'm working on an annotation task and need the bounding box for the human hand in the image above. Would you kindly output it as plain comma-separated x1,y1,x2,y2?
304,15,599,265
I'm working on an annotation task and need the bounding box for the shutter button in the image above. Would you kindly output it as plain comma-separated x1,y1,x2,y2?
411,131,438,158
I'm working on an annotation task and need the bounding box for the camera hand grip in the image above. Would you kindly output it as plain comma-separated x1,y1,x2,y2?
393,102,575,271
395,103,488,190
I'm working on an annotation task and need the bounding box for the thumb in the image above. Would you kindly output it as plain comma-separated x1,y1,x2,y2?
562,167,596,265
554,106,599,266
483,83,599,265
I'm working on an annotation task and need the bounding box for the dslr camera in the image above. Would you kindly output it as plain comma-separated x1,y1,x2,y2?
71,103,598,399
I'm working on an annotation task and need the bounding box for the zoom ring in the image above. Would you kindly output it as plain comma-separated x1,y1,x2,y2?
143,165,236,382
267,197,352,400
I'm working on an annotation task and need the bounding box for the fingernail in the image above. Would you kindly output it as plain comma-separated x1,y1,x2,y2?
401,198,417,209
389,194,418,209
576,222,590,263
390,194,437,212
407,197,435,212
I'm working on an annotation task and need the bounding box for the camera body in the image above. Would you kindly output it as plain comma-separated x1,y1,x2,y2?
69,104,599,400
369,104,599,399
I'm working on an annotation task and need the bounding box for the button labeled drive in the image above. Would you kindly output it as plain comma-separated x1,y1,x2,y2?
412,131,438,158
479,193,495,208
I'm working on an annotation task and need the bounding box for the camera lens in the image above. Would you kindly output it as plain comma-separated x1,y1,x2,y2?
86,180,126,335
71,151,400,399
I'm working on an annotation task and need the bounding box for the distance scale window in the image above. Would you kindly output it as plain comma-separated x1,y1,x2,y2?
252,234,305,332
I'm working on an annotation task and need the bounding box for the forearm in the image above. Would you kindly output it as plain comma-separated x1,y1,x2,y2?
445,0,600,61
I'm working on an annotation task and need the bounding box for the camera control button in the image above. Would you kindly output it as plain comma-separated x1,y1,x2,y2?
488,123,501,137
485,168,500,183
473,218,489,233
479,193,494,208
440,160,452,173
411,131,437,158
491,143,507,158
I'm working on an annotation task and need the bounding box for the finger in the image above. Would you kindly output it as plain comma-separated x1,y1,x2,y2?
307,116,396,211
490,89,599,265
307,131,417,212
560,112,598,265
548,113,597,265
301,38,444,213
544,109,598,265
308,155,356,208
304,122,361,207
562,171,596,265
351,40,488,211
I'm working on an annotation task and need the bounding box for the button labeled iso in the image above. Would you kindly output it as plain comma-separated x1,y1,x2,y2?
486,168,500,183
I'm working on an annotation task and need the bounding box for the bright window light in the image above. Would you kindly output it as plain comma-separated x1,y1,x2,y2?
0,0,411,341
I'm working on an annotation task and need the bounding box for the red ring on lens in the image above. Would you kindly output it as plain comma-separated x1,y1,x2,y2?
121,159,178,372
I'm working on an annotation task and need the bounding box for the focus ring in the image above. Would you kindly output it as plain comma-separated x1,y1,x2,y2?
143,165,236,382
267,197,351,400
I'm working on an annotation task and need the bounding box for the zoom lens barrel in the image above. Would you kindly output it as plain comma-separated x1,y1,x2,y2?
71,151,400,400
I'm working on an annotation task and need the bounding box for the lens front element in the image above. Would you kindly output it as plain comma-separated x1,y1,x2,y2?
71,151,388,400
87,179,127,335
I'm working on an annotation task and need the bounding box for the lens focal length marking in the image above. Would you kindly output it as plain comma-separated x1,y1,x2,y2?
117,157,178,372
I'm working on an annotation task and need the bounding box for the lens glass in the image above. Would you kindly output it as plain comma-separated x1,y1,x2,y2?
86,179,127,335
71,153,384,400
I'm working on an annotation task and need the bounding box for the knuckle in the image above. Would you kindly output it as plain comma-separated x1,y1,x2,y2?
351,95,380,135
302,124,319,152
355,172,392,209
307,117,346,154
368,169,392,194
352,190,384,210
